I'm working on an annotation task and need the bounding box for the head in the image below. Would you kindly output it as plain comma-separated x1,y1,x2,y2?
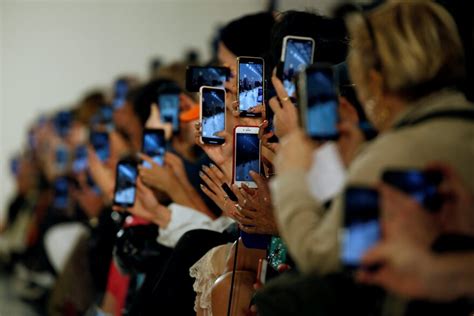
218,12,275,74
347,1,466,131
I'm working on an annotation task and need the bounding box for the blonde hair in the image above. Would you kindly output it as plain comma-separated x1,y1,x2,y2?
347,0,465,101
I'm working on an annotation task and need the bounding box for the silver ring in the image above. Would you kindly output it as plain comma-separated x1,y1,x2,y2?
243,199,247,206
235,204,243,212
224,195,229,201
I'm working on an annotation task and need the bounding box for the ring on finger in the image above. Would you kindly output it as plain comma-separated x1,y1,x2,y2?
235,204,243,212
282,96,290,102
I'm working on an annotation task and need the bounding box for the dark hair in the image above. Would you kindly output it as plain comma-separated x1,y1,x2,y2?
220,12,275,58
269,11,348,71
127,79,181,127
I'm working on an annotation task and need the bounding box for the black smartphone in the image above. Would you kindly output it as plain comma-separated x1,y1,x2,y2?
158,93,180,133
72,145,88,173
185,66,230,92
113,79,129,109
341,187,380,269
113,159,138,208
89,131,109,162
54,111,73,138
142,128,166,167
237,57,264,117
298,64,339,140
55,145,69,173
382,169,444,212
233,126,261,188
199,86,226,145
277,36,315,97
53,177,70,210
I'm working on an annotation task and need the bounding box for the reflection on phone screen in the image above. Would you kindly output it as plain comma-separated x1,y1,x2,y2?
159,94,180,132
235,133,260,182
341,188,380,268
239,63,263,112
202,89,225,140
114,163,138,206
283,39,313,96
143,132,166,168
306,68,338,139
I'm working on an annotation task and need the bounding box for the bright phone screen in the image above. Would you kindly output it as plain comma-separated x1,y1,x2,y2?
306,68,338,139
142,130,166,168
239,62,264,112
114,163,138,206
202,89,225,141
159,94,180,132
283,39,313,96
235,133,260,182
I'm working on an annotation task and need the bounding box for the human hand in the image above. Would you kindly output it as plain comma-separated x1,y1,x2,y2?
71,173,104,218
194,121,233,168
87,146,115,202
258,120,279,154
231,171,278,235
268,74,298,138
138,153,177,193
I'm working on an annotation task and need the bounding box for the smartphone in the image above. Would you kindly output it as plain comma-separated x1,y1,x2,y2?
199,86,226,145
277,36,315,97
142,128,166,168
233,126,260,188
113,159,138,208
298,64,339,140
54,111,73,138
53,177,70,210
257,258,280,285
89,131,109,162
158,93,180,133
237,57,264,117
10,157,20,177
382,169,444,212
185,66,230,92
113,79,129,109
55,145,70,173
341,187,380,269
72,145,88,173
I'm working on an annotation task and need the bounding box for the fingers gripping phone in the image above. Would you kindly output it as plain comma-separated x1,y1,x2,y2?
232,126,261,188
113,159,138,208
298,64,339,140
199,86,226,145
277,36,315,97
185,66,230,92
237,57,264,117
142,128,166,168
90,131,110,162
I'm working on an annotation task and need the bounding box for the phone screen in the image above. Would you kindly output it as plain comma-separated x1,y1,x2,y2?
55,146,69,172
142,129,166,167
201,88,225,144
341,187,380,268
114,161,138,207
54,111,72,138
382,170,443,212
235,132,260,183
158,94,180,133
305,67,339,140
186,66,230,92
113,79,129,109
90,131,109,162
10,157,20,177
53,177,69,210
282,38,314,96
72,145,88,173
239,60,264,116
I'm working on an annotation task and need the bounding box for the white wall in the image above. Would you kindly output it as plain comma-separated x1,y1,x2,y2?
0,0,341,220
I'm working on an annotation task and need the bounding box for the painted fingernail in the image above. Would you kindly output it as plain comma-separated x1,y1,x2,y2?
199,171,204,177
200,184,205,190
209,163,216,168
202,165,209,171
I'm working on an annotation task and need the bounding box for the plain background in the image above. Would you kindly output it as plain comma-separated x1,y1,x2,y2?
0,0,341,220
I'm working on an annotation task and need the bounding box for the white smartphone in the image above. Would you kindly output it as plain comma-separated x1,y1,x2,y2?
278,35,315,97
233,126,261,188
237,56,265,118
199,86,226,145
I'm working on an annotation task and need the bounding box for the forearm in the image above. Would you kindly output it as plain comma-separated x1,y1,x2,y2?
271,170,341,275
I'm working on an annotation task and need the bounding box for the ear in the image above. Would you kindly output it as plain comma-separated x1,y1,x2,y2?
368,69,384,99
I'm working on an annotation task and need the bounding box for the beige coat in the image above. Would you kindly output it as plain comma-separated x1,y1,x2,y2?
271,89,474,275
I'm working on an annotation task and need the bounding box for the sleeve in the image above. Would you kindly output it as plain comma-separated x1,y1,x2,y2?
271,170,342,275
157,204,234,248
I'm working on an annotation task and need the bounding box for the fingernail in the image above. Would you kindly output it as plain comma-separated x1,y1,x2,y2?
200,184,205,190
202,165,209,171
199,171,204,177
209,163,215,168
249,171,256,175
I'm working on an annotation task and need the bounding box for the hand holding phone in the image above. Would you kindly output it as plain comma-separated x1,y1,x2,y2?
113,159,138,208
200,86,226,145
233,126,261,188
90,131,110,162
237,57,264,117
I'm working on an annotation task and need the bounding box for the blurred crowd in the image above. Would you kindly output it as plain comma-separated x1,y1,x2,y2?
1,1,473,316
